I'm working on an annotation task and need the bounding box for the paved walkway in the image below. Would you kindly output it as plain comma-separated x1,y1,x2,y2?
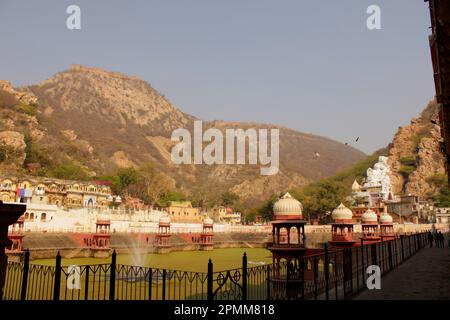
355,241,450,300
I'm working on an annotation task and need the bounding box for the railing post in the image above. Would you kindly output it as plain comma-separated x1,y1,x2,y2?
109,250,116,301
313,255,318,300
20,249,30,300
388,241,393,270
207,259,213,301
355,247,359,291
266,264,271,300
162,269,166,300
242,253,247,301
324,243,329,300
301,257,305,300
53,251,61,301
371,243,377,266
360,239,365,287
334,252,338,300
400,235,405,262
408,234,412,257
84,266,89,300
148,268,152,301
343,248,353,299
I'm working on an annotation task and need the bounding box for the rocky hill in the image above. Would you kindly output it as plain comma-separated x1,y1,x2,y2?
387,101,446,199
0,65,366,206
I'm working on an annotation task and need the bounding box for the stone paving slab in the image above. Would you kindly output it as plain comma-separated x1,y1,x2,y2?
354,241,450,300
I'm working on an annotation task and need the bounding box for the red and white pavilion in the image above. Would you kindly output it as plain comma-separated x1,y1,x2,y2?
360,209,381,245
200,217,214,251
379,211,395,241
329,203,356,248
6,215,25,254
91,212,111,258
155,215,171,253
268,192,307,299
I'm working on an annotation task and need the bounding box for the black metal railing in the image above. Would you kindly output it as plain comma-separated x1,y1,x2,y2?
2,232,429,300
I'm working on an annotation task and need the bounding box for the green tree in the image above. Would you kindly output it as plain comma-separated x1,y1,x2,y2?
221,191,239,207
97,175,121,195
117,167,138,192
291,180,349,223
160,191,188,206
51,163,90,181
427,174,450,207
128,164,175,206
258,195,279,222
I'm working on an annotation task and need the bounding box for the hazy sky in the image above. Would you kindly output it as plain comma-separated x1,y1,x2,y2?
0,0,435,154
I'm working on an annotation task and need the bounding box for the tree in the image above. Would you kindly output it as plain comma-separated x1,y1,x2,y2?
291,180,350,223
51,163,90,181
258,195,279,222
160,191,187,206
426,174,450,207
221,191,239,207
23,132,49,168
129,164,175,207
117,167,138,192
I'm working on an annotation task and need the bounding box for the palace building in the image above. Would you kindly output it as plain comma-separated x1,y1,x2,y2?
164,201,202,223
0,176,112,209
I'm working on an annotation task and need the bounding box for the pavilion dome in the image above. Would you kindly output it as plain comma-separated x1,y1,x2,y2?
273,192,303,218
379,213,393,224
203,217,214,226
361,209,378,223
332,203,353,221
352,180,361,192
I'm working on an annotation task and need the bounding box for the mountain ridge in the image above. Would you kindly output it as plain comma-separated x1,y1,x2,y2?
0,65,366,207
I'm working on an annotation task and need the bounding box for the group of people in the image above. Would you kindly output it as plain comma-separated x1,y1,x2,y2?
427,231,447,248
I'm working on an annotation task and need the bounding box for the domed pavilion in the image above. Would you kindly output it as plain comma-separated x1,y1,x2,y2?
155,215,171,253
329,203,356,248
361,208,381,245
268,192,308,299
379,211,395,241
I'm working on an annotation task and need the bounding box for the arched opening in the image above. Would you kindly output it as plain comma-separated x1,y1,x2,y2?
41,212,47,222
289,227,299,244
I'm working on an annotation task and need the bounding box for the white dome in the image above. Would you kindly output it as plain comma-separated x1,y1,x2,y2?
361,209,378,223
114,196,122,203
203,217,214,225
273,192,303,217
159,215,171,224
379,213,393,224
107,195,113,202
332,203,353,221
351,180,361,192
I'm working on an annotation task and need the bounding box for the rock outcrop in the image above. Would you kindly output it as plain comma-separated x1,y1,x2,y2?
388,101,445,198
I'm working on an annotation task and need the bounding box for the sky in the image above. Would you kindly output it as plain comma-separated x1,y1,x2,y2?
0,0,436,154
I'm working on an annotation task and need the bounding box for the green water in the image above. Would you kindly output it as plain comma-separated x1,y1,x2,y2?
32,248,272,272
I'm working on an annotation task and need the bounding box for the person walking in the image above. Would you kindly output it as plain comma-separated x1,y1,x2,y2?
434,232,440,248
438,232,444,248
428,231,434,248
